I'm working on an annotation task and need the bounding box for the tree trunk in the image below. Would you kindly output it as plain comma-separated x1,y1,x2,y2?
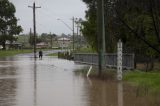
149,56,154,71
145,61,149,72
2,41,6,50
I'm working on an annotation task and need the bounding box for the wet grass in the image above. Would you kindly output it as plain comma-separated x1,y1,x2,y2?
123,71,160,94
74,66,116,80
47,53,58,56
0,49,32,57
75,67,160,95
74,47,96,53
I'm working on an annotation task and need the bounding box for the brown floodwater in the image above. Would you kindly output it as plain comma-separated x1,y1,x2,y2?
0,55,159,106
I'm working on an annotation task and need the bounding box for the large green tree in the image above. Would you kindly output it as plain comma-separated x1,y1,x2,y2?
81,0,117,52
81,0,160,54
81,0,97,50
115,0,160,70
82,0,160,70
0,0,22,50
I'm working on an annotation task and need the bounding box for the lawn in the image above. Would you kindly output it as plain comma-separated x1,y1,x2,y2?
74,67,160,94
47,53,58,56
123,71,160,94
0,49,32,57
75,47,96,53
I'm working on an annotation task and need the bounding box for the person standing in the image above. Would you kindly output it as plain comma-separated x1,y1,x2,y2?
39,50,43,59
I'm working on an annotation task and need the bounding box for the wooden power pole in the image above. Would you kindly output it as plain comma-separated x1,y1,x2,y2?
28,2,41,58
72,17,75,51
29,28,32,46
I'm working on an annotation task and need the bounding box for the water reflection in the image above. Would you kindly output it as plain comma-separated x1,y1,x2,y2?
0,79,17,106
85,77,160,106
0,58,17,106
118,81,123,106
87,79,118,106
33,59,37,106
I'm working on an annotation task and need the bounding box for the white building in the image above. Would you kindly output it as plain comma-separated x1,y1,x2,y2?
58,37,71,48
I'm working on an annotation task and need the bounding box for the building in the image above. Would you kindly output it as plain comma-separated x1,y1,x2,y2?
57,37,71,49
36,42,48,49
5,41,22,50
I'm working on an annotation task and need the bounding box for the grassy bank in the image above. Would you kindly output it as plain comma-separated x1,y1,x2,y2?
74,67,116,80
0,49,32,57
74,67,160,94
123,71,160,94
75,47,96,53
47,53,58,56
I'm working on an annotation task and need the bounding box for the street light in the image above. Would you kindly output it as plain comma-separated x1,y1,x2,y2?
57,18,74,51
74,18,83,50
57,18,73,31
57,18,84,51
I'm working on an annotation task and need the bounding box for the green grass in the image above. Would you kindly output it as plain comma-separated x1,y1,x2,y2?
74,67,116,80
75,47,96,53
75,67,160,94
47,53,58,56
123,71,160,94
0,49,32,57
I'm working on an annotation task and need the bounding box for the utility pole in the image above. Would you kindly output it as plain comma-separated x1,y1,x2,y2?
72,17,75,51
50,32,53,48
28,2,41,58
97,0,106,76
76,21,79,50
29,28,32,46
75,18,82,50
76,23,79,50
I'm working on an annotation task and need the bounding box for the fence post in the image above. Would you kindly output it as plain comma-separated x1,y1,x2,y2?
117,40,123,80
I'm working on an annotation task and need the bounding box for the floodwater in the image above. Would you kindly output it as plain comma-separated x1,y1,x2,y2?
0,55,159,106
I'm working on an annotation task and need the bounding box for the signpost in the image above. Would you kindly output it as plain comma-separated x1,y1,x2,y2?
117,40,123,80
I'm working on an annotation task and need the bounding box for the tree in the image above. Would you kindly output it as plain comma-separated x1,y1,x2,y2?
82,0,160,53
0,0,23,50
82,0,160,70
114,0,160,70
29,32,34,46
81,0,98,51
81,0,117,52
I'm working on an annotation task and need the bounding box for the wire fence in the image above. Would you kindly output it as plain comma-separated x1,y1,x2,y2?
73,53,135,70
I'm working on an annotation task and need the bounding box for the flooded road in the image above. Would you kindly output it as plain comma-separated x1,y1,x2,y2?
0,55,159,106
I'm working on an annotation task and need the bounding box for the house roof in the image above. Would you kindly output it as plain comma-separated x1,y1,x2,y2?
58,37,70,41
36,42,48,46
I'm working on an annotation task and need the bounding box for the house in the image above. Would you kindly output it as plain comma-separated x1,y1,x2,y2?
57,37,71,48
4,41,22,50
36,42,48,48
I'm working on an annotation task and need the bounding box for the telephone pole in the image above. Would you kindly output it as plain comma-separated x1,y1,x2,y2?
50,32,53,48
28,2,41,58
72,17,75,51
29,28,32,46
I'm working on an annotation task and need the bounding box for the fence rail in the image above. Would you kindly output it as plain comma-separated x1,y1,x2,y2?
73,53,135,69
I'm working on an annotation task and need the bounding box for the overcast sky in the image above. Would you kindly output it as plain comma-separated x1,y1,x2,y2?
9,0,87,35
